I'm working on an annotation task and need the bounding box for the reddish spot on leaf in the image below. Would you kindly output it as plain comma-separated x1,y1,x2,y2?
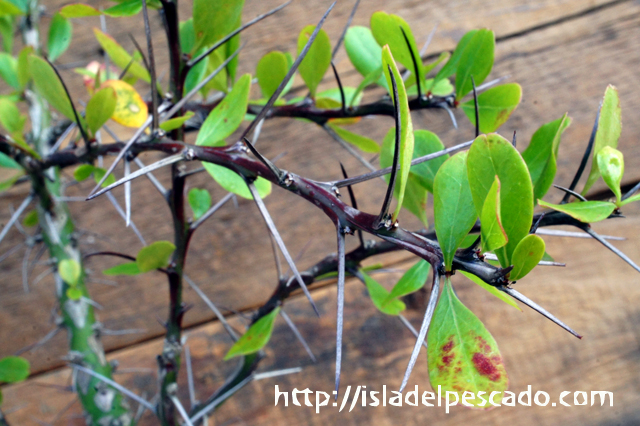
443,339,454,353
442,354,454,366
472,353,501,381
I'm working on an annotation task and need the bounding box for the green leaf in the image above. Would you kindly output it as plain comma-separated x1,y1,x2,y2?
385,259,430,303
256,51,288,99
92,167,116,188
184,46,209,95
22,209,37,227
427,278,508,405
459,271,520,310
59,4,102,18
103,0,142,17
381,45,414,222
596,146,624,203
455,29,495,100
436,30,479,81
433,152,477,271
202,162,271,200
467,134,533,267
397,175,429,226
47,13,72,62
224,307,280,359
103,262,141,276
224,15,241,82
370,11,424,86
510,234,545,281
0,52,18,89
461,83,521,133
351,66,384,106
28,55,75,120
538,199,616,223
0,173,22,192
66,287,82,300
344,26,386,88
0,97,25,134
86,86,117,135
481,176,507,252
196,73,251,146
179,18,195,54
297,25,331,98
93,28,150,82
193,0,245,50
327,123,379,153
16,45,32,89
0,356,29,383
159,111,194,132
136,241,175,273
411,130,447,193
58,258,81,286
0,0,23,16
188,188,212,220
583,85,621,195
361,269,405,316
73,164,94,181
0,15,13,52
522,114,571,201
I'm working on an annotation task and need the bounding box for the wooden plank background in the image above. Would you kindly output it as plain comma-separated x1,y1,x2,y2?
2,0,640,424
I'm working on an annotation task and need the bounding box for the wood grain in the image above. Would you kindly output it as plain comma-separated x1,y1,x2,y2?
1,3,640,422
3,207,640,425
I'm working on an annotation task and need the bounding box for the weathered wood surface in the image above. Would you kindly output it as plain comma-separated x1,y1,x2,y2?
3,210,640,425
2,0,640,423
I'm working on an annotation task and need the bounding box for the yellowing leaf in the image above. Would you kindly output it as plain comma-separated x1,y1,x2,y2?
101,80,148,128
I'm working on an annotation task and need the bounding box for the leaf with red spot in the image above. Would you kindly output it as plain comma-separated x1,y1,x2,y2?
224,307,280,360
427,277,508,407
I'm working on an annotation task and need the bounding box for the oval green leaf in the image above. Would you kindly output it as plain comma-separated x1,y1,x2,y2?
537,199,616,223
596,146,624,203
327,123,380,153
66,287,83,301
522,114,571,201
344,26,386,88
86,86,117,135
196,73,251,147
467,134,533,267
384,259,430,303
461,83,521,133
455,29,494,100
427,278,508,406
136,241,176,273
58,258,81,286
0,356,30,383
103,0,143,18
361,269,405,316
59,4,102,18
459,271,520,310
224,306,280,360
188,188,212,220
297,25,331,98
47,12,72,62
435,29,478,82
583,85,621,195
193,0,244,50
203,162,271,200
370,11,424,86
93,28,150,82
481,176,507,253
433,152,477,271
256,51,288,99
381,45,414,222
29,55,75,120
510,234,545,281
103,262,141,276
159,111,194,132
